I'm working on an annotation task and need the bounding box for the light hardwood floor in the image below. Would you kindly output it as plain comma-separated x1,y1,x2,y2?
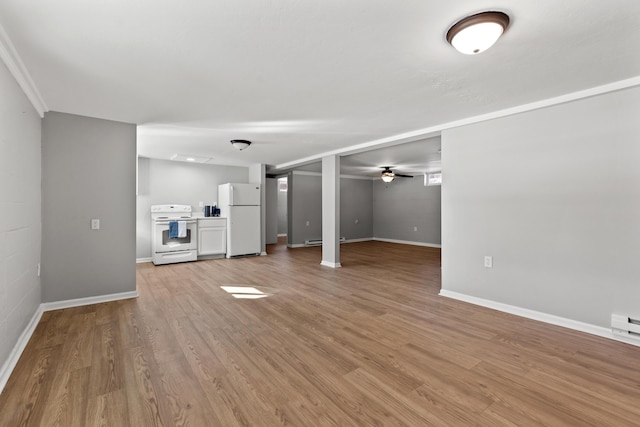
1,240,639,426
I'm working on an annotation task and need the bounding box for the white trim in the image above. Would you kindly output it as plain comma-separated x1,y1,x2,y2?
0,22,47,117
277,233,287,237
343,237,374,243
292,171,321,176
0,305,44,394
288,239,373,247
260,251,267,256
275,76,640,171
340,174,376,181
373,238,441,248
320,261,342,268
41,291,138,312
290,171,374,180
439,290,640,348
136,257,153,264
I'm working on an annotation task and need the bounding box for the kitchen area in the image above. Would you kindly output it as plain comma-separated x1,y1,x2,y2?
136,157,264,264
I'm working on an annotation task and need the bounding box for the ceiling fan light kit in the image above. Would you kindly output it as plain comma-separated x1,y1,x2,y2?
381,170,395,183
230,139,252,151
446,11,510,55
380,166,414,182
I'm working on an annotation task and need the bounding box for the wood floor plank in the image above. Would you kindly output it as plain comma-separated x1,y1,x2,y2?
1,240,640,426
85,389,130,427
0,345,61,426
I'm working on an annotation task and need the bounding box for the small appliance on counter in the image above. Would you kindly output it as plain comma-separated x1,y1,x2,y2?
203,205,221,217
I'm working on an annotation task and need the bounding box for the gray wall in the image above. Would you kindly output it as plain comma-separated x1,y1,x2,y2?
265,177,278,244
136,157,249,259
341,178,374,240
373,177,441,245
277,178,288,235
289,174,322,245
0,60,42,372
441,85,640,328
42,112,136,302
288,173,374,245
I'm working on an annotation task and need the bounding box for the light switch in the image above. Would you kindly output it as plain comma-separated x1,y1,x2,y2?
91,219,100,230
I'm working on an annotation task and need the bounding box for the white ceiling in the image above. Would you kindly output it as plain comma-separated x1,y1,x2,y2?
1,1,639,172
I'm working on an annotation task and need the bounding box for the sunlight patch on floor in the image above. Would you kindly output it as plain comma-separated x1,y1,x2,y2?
221,285,270,299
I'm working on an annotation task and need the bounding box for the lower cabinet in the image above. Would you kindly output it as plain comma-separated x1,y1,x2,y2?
198,218,227,257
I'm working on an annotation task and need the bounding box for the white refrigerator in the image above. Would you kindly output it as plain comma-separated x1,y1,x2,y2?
218,183,261,257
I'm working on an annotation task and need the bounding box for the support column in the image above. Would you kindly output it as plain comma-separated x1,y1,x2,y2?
321,155,341,268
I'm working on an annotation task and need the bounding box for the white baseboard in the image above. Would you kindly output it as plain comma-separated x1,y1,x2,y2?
0,305,44,394
41,290,138,312
439,290,640,348
136,257,152,264
277,233,287,237
288,238,373,248
373,238,441,248
320,261,342,268
343,237,373,243
260,251,267,256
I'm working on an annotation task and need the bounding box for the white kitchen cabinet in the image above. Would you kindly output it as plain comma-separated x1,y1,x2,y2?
198,218,227,257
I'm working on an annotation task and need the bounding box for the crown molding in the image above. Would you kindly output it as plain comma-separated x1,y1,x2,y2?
276,75,640,171
0,23,47,117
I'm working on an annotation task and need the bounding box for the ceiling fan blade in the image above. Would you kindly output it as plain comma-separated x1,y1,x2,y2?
395,173,413,178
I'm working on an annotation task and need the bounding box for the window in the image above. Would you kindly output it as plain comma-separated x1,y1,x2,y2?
425,172,442,186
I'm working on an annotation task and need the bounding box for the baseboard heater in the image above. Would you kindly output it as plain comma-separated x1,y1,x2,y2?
611,314,640,341
305,237,346,246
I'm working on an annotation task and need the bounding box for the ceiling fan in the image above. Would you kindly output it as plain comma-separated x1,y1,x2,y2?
380,166,413,183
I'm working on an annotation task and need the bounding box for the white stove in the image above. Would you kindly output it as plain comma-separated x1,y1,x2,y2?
151,204,198,265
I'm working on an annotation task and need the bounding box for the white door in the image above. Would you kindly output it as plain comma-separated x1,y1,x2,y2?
228,206,260,256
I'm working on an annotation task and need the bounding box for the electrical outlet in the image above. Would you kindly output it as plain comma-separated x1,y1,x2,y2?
355,219,359,224
306,220,310,226
484,256,493,268
198,201,204,208
91,219,100,230
413,226,418,232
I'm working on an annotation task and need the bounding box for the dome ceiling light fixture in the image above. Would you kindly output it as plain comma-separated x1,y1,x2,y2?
446,11,510,55
230,139,252,151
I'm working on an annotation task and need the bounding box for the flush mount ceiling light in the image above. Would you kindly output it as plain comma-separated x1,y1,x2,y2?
446,11,510,55
230,139,252,151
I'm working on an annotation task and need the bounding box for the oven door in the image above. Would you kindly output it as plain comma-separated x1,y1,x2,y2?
154,220,198,253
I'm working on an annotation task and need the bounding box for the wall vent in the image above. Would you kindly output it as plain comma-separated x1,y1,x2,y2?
611,314,640,341
305,237,346,246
